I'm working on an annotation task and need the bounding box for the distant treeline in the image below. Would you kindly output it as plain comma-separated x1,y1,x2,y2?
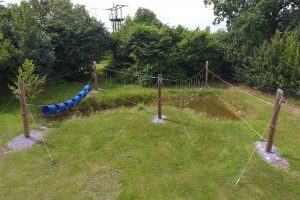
0,0,111,86
1,0,299,94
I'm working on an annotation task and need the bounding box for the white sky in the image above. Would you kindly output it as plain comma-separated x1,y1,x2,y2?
4,0,226,32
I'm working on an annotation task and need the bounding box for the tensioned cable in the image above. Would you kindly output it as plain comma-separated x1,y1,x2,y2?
179,88,203,107
26,66,91,87
18,85,54,165
162,82,192,142
0,95,15,115
209,70,273,106
101,88,156,113
163,65,206,82
27,76,94,108
27,106,55,165
104,68,157,80
104,65,206,83
211,89,266,141
234,96,283,188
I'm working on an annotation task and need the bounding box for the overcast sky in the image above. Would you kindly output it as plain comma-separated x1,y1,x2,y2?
4,0,226,32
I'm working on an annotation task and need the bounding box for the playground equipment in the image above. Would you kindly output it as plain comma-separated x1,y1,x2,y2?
42,85,91,115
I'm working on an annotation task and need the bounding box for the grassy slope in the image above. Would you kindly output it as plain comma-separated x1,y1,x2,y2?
0,83,300,199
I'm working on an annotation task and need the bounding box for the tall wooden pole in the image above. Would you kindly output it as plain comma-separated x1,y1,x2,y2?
266,89,284,153
205,61,209,88
92,61,98,91
157,73,162,120
18,82,30,138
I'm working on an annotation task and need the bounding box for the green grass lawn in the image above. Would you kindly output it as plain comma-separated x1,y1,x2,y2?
0,82,300,199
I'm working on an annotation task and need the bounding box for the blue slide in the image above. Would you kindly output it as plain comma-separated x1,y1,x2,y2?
42,85,91,115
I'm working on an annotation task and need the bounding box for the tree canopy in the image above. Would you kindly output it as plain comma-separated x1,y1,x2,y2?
0,1,299,94
0,0,111,87
204,0,300,93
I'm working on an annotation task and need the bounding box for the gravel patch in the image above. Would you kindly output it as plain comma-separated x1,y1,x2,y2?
7,127,49,150
152,115,167,124
254,141,290,169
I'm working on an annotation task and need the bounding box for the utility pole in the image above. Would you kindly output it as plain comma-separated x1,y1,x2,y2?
157,73,163,120
92,61,98,91
18,82,30,138
106,4,128,32
205,61,209,87
266,89,284,153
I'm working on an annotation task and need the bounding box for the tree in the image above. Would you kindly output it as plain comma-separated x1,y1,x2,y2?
204,0,300,87
45,0,111,79
204,0,300,32
0,32,19,85
0,0,112,87
11,1,55,75
134,7,162,27
249,30,300,92
9,59,46,101
110,8,229,85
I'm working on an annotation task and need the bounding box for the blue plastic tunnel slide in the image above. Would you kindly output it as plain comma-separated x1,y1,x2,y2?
42,85,92,115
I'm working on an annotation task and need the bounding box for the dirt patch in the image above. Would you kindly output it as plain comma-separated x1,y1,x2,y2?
184,95,239,121
81,169,122,199
0,147,8,155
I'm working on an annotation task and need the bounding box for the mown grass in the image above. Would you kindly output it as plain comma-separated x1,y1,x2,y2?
0,81,300,199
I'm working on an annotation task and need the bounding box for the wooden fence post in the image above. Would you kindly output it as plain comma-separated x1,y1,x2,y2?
205,61,209,88
266,89,284,153
18,82,30,138
157,73,162,120
92,61,98,91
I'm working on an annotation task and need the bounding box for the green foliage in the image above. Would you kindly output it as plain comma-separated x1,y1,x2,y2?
206,0,300,92
0,0,111,87
0,32,19,84
204,0,300,31
45,0,111,79
110,9,229,86
249,30,300,92
11,1,55,75
134,7,162,27
1,83,300,199
9,59,46,100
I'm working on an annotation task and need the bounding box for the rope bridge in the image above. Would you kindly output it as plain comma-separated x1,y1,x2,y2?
0,61,285,188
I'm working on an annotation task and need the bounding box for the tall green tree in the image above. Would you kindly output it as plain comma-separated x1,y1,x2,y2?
45,0,111,79
0,32,19,85
134,7,162,27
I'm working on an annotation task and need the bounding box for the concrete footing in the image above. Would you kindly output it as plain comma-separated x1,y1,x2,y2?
152,115,167,124
254,141,289,169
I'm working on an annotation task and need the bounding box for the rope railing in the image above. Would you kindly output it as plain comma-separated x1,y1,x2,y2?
27,105,55,165
211,89,266,141
162,82,192,142
234,96,284,188
0,94,15,115
208,70,273,106
103,65,206,83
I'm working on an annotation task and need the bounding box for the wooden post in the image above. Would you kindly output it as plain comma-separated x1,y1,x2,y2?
266,89,284,153
157,73,162,120
205,61,209,88
18,82,30,138
92,61,98,91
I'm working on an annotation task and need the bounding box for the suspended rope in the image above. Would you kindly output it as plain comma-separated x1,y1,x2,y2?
101,88,156,113
162,82,192,142
103,65,206,83
209,70,273,106
27,105,55,165
234,96,284,188
0,95,15,115
211,89,266,141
